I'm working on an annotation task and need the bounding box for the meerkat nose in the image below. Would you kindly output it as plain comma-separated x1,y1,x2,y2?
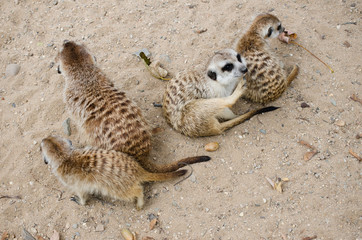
240,66,248,74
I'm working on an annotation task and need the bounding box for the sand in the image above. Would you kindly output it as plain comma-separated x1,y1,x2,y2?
0,0,361,239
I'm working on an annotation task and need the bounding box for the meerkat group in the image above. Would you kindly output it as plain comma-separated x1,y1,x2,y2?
42,13,298,209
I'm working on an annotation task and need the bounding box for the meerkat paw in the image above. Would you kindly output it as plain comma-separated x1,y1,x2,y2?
136,197,144,210
70,195,86,205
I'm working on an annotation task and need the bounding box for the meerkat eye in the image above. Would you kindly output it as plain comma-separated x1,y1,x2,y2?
207,70,217,80
277,24,281,31
267,27,273,37
222,63,234,72
236,54,242,62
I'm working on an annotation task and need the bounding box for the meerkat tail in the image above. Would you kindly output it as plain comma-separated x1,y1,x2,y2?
141,169,188,182
141,156,211,173
286,65,299,86
220,106,279,132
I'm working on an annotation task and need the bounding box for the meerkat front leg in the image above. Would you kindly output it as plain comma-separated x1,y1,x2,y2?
223,79,247,108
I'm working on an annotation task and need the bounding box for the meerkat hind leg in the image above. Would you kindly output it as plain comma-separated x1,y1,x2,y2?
216,108,237,120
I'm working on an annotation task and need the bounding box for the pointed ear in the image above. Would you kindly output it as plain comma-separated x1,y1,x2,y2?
207,70,217,80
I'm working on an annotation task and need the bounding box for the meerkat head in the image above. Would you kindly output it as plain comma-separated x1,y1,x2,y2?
252,13,284,39
206,49,248,85
56,40,96,75
41,135,73,170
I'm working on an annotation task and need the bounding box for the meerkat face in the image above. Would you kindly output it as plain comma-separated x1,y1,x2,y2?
206,49,248,85
56,40,96,74
253,13,284,39
41,136,73,169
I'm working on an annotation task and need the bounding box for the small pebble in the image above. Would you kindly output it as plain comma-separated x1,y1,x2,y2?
239,212,244,217
63,118,71,136
133,48,151,58
11,103,16,108
204,142,219,152
330,98,337,106
190,174,197,183
72,224,78,229
53,0,58,5
147,213,157,221
260,129,266,134
301,102,310,108
334,120,345,127
343,41,351,48
350,3,356,7
174,185,182,192
95,224,104,232
6,64,20,77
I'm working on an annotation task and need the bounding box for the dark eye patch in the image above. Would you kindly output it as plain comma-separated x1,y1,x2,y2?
222,63,234,72
267,27,273,37
237,54,242,62
277,24,281,31
207,70,217,80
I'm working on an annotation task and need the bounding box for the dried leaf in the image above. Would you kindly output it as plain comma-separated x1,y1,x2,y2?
36,236,46,240
349,149,362,162
265,176,275,188
121,228,135,240
149,218,158,230
299,140,319,161
139,52,151,66
303,150,318,161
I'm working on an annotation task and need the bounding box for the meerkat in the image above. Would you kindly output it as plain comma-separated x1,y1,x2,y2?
41,135,190,209
236,13,299,104
56,41,210,172
162,49,278,137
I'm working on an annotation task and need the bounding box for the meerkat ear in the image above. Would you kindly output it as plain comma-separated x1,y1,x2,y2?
207,70,217,81
267,27,273,38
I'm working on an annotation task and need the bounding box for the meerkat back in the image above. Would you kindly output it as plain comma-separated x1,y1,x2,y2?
236,13,299,104
57,41,151,159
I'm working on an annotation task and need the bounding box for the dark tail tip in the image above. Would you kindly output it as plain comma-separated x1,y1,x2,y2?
199,156,211,162
256,106,280,114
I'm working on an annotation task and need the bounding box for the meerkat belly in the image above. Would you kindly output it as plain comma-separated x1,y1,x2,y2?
244,51,287,103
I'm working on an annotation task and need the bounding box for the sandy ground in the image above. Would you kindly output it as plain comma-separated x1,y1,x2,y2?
1,0,361,239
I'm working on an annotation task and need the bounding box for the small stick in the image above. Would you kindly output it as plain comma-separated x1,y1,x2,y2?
349,149,362,162
350,94,362,105
291,40,334,73
0,195,21,200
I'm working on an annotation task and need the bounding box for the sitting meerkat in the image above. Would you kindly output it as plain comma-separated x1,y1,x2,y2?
41,135,189,209
236,13,299,104
162,49,278,137
56,41,210,172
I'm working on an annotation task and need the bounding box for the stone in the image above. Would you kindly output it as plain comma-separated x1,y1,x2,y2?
95,224,104,232
6,64,20,77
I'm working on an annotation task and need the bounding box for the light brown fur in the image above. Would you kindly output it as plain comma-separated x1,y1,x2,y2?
236,13,299,104
41,135,188,209
56,41,210,173
163,49,278,137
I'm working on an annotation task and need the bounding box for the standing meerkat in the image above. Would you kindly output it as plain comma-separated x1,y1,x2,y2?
162,49,278,137
56,41,210,172
41,135,188,209
236,13,299,104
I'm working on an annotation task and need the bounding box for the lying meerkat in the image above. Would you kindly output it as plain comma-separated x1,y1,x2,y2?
56,41,210,172
162,49,278,137
236,13,299,104
41,135,189,209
